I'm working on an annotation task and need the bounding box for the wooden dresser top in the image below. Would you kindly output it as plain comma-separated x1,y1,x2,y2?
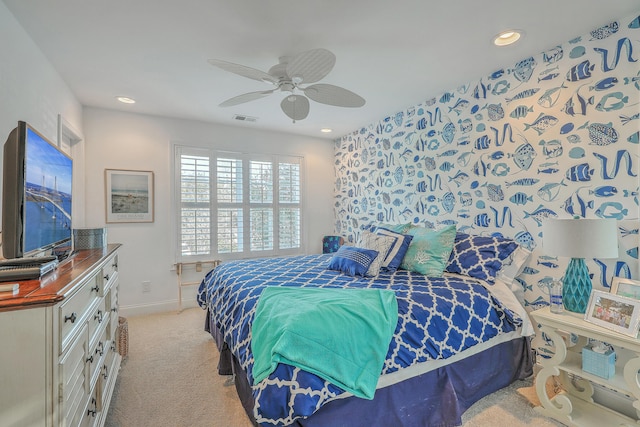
0,244,121,312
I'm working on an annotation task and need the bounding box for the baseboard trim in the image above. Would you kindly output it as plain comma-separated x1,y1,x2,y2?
119,299,200,318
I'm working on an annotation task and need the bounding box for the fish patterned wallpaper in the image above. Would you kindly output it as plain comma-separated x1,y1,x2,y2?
334,12,640,314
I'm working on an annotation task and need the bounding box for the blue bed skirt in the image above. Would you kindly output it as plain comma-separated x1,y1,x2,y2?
205,310,534,427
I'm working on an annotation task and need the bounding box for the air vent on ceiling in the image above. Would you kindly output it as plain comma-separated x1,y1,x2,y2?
233,114,258,122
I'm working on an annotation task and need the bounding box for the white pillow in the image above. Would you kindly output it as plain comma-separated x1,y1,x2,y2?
357,230,395,276
496,246,532,289
489,277,535,337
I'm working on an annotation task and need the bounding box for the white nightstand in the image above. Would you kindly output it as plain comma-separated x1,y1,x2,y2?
531,306,640,427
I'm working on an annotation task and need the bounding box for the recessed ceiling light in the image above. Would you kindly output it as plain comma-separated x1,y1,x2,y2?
320,128,332,133
116,96,136,104
493,30,523,46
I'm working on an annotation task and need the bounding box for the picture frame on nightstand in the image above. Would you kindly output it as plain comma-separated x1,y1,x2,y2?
610,277,640,300
584,289,640,337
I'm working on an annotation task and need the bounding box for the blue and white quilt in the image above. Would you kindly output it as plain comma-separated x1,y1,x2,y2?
197,254,523,426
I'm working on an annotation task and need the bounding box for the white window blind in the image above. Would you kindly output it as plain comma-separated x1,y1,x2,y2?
278,162,300,249
175,146,303,259
179,154,211,256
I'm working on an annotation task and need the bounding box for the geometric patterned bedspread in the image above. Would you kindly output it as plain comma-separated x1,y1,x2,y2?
197,254,522,426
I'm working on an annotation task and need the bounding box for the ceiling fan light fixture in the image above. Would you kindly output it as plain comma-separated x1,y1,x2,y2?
493,30,523,46
281,82,295,93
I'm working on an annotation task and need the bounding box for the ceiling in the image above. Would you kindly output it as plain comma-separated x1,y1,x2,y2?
3,1,639,140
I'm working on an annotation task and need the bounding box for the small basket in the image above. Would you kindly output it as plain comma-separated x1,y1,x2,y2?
73,228,107,250
116,316,129,358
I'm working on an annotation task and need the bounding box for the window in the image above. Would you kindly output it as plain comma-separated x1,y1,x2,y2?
176,146,302,259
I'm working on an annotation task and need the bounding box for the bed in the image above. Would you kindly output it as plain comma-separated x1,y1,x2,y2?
197,230,535,427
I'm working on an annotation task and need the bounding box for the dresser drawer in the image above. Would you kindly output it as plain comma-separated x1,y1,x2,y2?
88,324,108,390
84,393,99,427
60,324,89,427
101,254,119,295
107,286,119,339
100,340,119,408
88,297,107,347
59,273,101,354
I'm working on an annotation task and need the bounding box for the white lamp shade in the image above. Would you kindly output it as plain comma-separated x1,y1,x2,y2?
542,218,619,259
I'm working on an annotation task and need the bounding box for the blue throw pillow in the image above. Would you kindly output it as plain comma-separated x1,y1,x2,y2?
445,233,519,284
374,227,413,272
328,245,379,277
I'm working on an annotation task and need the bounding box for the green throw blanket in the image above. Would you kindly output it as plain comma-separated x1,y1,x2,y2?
251,286,398,400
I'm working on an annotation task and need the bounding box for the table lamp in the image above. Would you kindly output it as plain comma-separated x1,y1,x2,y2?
541,218,619,313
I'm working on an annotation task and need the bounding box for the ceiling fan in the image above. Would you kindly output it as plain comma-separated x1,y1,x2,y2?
208,48,366,122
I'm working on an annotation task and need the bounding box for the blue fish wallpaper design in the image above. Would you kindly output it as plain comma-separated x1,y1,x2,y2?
334,12,640,315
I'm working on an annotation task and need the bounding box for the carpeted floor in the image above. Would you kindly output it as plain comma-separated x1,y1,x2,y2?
105,308,564,427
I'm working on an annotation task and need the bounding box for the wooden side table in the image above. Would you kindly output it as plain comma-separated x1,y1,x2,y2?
531,306,640,426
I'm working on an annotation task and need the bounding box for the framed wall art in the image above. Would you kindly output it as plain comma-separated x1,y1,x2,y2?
105,169,154,223
584,289,640,337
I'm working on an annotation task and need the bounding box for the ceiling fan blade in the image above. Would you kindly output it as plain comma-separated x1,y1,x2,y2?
208,59,277,84
280,95,310,121
286,48,335,84
303,84,366,107
219,89,275,107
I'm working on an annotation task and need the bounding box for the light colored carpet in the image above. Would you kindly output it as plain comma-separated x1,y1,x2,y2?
105,308,564,427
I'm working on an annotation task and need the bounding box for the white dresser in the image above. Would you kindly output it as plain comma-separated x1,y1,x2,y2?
0,245,122,427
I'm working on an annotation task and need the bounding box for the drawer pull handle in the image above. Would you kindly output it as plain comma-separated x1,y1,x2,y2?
103,364,109,379
111,342,117,352
96,342,104,356
104,274,110,281
86,355,94,364
112,262,118,269
90,285,100,293
95,310,103,323
111,307,118,313
64,312,77,323
87,398,97,417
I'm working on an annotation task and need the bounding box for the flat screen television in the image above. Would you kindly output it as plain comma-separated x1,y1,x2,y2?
2,121,73,259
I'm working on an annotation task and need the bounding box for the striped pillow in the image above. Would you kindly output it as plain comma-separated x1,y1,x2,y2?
374,227,413,272
327,245,379,277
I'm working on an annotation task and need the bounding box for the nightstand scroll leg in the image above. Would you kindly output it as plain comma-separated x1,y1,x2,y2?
558,370,594,401
538,325,567,368
536,366,573,417
622,356,640,418
535,325,574,418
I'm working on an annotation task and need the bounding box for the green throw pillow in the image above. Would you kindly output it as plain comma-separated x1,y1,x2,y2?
376,222,413,234
400,225,457,276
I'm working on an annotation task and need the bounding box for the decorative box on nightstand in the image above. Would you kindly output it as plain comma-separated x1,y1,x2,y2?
582,343,615,380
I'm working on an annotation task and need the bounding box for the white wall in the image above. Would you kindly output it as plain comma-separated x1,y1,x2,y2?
0,4,84,250
83,107,335,316
0,4,335,316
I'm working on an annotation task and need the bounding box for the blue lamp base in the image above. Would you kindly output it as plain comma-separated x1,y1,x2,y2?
562,257,592,314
